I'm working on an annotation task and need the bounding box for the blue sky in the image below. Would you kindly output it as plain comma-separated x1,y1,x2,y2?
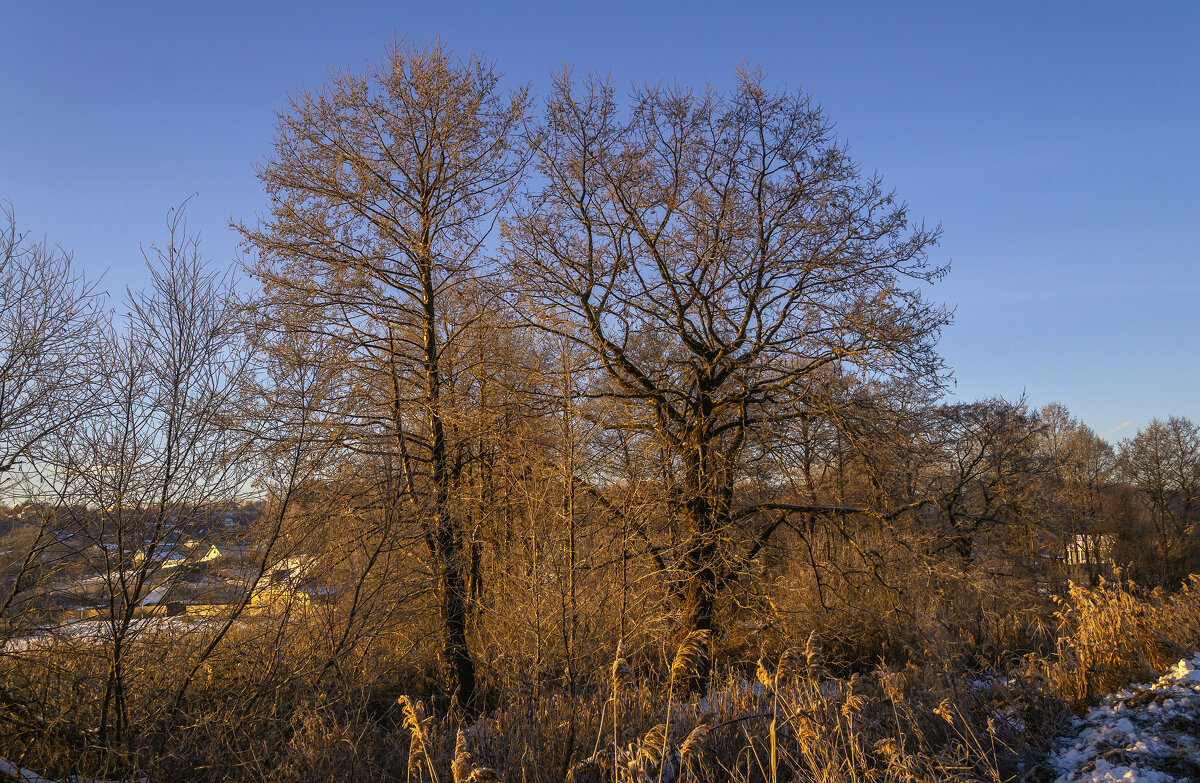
3,1,1197,439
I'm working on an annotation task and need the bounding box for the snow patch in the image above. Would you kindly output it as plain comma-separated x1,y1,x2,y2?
1048,653,1200,783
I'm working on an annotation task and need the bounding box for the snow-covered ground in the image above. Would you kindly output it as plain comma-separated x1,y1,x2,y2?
2,616,228,652
1048,654,1200,782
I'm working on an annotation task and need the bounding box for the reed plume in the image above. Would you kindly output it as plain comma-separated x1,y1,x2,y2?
679,714,712,764
452,730,470,783
755,656,775,691
453,727,503,783
669,629,711,687
398,695,436,783
612,640,634,693
775,646,804,688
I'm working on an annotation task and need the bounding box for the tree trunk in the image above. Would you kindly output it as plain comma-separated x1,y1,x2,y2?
679,472,718,692
423,259,475,713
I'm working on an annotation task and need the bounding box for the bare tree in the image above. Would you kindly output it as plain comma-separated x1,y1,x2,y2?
240,38,530,710
50,205,250,754
1039,402,1116,584
0,203,102,486
1120,416,1200,587
506,69,947,684
0,205,103,652
919,399,1045,564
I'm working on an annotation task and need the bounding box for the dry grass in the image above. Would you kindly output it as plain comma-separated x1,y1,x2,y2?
1037,575,1200,703
3,577,1200,782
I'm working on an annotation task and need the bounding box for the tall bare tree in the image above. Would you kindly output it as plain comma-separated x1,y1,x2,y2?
240,39,530,710
506,69,947,684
